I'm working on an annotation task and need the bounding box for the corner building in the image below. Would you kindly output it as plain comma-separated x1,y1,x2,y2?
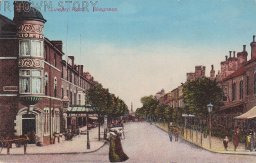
0,1,63,145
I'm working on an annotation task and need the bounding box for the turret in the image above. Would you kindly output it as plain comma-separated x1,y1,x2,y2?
15,1,46,111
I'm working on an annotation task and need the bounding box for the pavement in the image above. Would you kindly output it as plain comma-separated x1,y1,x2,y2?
0,126,107,155
155,122,256,156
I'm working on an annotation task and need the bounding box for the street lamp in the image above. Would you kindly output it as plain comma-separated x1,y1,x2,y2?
86,114,90,149
207,103,213,149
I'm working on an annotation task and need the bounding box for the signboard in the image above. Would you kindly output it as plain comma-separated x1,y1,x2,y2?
3,86,18,92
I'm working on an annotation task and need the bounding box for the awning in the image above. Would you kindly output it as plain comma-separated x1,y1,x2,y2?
234,106,256,119
89,116,98,120
66,105,95,113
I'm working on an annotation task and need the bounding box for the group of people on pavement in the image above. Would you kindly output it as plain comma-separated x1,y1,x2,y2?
168,123,180,142
223,127,256,152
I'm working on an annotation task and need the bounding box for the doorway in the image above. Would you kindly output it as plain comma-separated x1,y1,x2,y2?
22,114,36,144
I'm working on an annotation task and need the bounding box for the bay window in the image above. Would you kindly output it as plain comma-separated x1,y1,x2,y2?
19,69,43,94
19,40,43,57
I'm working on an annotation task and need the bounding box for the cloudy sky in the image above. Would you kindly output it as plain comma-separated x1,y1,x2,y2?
2,0,256,110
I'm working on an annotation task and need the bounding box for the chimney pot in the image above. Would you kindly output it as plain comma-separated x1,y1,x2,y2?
229,51,232,58
225,55,228,61
211,65,214,70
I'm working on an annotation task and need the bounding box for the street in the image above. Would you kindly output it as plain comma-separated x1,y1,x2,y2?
0,122,256,163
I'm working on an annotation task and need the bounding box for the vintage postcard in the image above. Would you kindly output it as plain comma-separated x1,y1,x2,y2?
0,0,256,162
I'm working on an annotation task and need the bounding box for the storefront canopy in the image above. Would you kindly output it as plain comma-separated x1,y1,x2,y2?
66,105,96,114
234,106,256,119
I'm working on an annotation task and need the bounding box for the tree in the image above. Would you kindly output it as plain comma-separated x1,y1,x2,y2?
136,95,159,121
183,77,223,117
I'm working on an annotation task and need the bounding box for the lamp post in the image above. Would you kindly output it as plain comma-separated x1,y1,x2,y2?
207,103,213,149
86,113,90,149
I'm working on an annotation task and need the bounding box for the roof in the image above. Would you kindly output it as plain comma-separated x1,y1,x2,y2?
222,66,245,81
235,106,256,119
219,101,244,111
13,1,46,23
0,14,16,34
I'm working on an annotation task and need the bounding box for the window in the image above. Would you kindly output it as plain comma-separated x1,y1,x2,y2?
246,76,249,95
45,73,48,95
239,80,243,99
70,91,73,105
44,45,48,61
31,40,43,57
232,82,236,101
44,108,50,135
54,53,57,67
19,40,43,57
20,40,30,56
54,77,57,97
61,87,64,99
19,70,43,94
78,94,81,105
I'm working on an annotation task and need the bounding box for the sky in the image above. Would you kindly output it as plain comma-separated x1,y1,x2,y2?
1,0,256,110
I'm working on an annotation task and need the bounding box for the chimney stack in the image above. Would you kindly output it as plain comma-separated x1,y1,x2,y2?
210,64,215,79
251,35,256,59
229,51,232,58
225,55,228,61
233,51,236,58
243,45,246,52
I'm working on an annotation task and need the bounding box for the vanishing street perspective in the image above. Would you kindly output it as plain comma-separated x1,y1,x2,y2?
1,0,256,163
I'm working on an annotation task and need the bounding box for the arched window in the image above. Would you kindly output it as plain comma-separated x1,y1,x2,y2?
239,80,243,99
45,73,48,95
54,77,57,97
232,82,236,101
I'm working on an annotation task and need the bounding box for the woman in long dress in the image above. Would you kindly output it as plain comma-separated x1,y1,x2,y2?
109,130,129,162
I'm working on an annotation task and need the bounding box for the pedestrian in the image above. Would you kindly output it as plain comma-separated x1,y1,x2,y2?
168,127,173,142
223,136,229,151
109,130,129,162
233,127,240,151
174,127,179,142
249,130,255,152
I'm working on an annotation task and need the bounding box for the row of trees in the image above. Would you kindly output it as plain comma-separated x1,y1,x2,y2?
136,77,223,126
86,82,129,140
86,82,129,120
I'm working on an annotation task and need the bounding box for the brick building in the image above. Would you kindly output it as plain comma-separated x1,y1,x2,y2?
214,36,256,130
0,1,95,145
61,56,93,129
